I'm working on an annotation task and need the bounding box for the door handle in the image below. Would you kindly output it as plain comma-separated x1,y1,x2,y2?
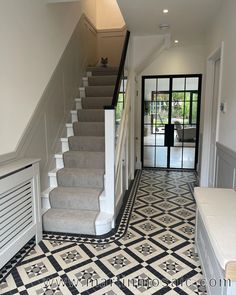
164,124,174,147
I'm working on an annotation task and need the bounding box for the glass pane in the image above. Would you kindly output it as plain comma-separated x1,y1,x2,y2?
193,93,198,101
176,125,196,143
186,77,199,91
192,101,198,124
144,102,152,124
123,78,127,92
143,147,155,167
145,79,156,101
170,147,182,168
156,147,167,168
143,125,155,145
183,148,195,169
174,123,182,147
173,78,185,91
185,92,191,101
172,92,184,101
115,101,123,122
171,101,184,124
157,78,169,91
118,93,124,104
156,94,169,128
156,127,165,146
183,101,190,125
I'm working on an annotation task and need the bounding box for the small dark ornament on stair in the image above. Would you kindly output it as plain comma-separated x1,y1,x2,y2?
98,57,109,67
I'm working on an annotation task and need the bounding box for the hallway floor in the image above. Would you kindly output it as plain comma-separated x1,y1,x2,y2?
0,170,207,295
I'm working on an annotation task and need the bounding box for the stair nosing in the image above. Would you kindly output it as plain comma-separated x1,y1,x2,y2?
48,168,59,176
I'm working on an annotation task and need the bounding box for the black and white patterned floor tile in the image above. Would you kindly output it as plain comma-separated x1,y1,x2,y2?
0,170,207,295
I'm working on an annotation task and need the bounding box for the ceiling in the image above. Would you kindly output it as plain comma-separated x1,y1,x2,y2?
117,0,222,42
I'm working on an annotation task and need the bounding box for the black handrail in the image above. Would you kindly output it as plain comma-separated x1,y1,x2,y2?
105,30,130,110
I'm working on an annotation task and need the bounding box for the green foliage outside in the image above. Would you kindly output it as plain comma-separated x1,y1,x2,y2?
145,92,198,126
115,93,124,123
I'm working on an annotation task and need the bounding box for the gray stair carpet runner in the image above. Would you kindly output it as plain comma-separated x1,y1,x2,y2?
43,67,117,235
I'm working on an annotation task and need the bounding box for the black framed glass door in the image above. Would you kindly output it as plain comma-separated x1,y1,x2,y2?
142,75,202,170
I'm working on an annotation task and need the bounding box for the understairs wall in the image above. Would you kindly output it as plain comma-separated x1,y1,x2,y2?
3,15,98,191
0,7,126,192
0,0,97,158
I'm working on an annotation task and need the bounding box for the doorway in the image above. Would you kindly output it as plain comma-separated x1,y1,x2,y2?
142,75,202,170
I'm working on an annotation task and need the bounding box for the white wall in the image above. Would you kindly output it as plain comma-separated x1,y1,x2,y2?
134,43,206,167
133,35,165,74
205,0,236,151
0,0,96,156
142,44,206,76
96,0,125,30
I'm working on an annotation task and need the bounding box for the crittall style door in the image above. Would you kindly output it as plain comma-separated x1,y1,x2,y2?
142,75,202,170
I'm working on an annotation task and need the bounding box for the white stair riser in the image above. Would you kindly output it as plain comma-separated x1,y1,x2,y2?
75,98,82,110
42,196,50,210
99,176,113,214
79,87,85,98
86,71,92,77
71,111,78,123
66,125,73,137
61,140,69,153
82,77,89,87
55,156,64,169
96,220,113,235
49,174,57,187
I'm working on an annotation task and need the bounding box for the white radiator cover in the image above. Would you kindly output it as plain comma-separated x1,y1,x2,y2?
0,159,42,269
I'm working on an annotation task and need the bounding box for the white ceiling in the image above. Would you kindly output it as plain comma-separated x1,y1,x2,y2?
117,0,222,42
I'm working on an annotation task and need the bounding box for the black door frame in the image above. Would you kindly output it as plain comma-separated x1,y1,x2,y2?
141,74,202,170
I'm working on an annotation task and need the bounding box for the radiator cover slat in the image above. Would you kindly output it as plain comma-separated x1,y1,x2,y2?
0,162,42,270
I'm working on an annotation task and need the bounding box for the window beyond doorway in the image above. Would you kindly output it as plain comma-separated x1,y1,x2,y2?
142,75,202,170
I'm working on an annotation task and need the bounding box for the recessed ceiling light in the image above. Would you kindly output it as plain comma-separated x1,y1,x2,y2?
163,9,169,14
174,40,179,44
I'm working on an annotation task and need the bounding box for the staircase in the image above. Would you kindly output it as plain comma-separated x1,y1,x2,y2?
42,66,118,235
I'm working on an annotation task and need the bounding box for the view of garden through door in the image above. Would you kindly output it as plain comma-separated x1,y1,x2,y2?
142,75,202,169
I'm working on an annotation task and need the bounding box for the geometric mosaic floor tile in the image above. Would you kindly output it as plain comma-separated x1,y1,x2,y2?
171,208,196,220
173,223,195,239
136,205,163,217
26,276,72,295
122,267,168,294
100,250,139,275
130,212,145,224
120,228,142,245
138,194,162,204
22,244,45,262
177,273,208,295
155,201,179,211
42,240,73,252
53,245,90,269
153,231,186,249
129,239,165,261
85,242,119,257
66,262,109,293
90,283,127,295
0,274,17,294
133,220,163,236
155,213,182,227
0,170,207,295
16,257,56,285
175,244,201,268
151,255,192,281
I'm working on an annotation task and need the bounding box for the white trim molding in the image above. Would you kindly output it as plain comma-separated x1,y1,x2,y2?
200,42,224,187
215,142,236,189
